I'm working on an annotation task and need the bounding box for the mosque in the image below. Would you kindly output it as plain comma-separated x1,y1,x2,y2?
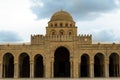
0,10,120,79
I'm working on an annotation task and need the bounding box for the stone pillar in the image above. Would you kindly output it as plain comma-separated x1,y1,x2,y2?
119,58,120,77
113,64,115,76
70,60,73,78
30,60,34,78
45,59,51,78
0,63,2,78
105,60,109,78
118,63,120,77
3,63,5,78
14,61,19,78
73,58,79,78
51,58,54,78
90,60,94,78
117,64,119,77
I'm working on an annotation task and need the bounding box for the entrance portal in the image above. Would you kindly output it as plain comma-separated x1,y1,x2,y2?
54,47,70,78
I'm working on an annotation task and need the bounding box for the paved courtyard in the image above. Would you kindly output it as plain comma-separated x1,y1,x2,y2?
0,78,120,80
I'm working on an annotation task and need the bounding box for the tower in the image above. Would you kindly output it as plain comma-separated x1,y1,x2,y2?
46,10,77,36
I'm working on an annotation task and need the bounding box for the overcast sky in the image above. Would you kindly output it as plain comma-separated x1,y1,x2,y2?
0,0,120,43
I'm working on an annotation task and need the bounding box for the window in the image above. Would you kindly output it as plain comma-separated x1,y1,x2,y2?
69,32,72,35
51,24,53,27
68,30,73,35
52,32,55,35
51,30,56,35
65,23,68,27
60,30,64,35
60,23,63,27
55,23,57,27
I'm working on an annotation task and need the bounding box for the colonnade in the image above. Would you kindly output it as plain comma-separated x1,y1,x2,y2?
0,52,120,78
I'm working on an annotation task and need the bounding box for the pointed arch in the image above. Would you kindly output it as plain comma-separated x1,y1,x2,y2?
3,53,14,78
109,53,119,77
54,46,70,77
68,30,73,35
59,30,64,35
19,53,30,78
34,54,44,78
51,30,56,35
94,53,105,77
80,54,90,77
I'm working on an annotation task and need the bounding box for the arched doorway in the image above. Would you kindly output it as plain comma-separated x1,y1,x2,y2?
94,53,105,77
109,53,119,77
3,53,14,78
34,54,44,77
54,46,70,78
80,54,90,77
19,53,30,78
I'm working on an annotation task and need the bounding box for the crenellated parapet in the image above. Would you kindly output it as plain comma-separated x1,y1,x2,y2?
31,35,78,44
31,35,45,45
31,34,92,45
77,34,92,44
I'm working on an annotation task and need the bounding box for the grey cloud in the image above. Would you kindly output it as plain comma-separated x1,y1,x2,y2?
0,30,23,42
92,30,117,42
30,0,120,21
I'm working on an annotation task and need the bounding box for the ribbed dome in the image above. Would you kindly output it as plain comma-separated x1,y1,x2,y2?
50,10,74,22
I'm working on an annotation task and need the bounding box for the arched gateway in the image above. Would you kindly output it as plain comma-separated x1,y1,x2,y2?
54,46,70,78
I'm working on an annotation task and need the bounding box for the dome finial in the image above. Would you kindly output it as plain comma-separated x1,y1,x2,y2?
60,9,63,11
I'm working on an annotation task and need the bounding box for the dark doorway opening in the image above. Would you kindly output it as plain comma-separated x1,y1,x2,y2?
19,53,30,78
80,54,90,77
3,53,14,78
109,53,119,77
54,47,70,78
94,53,104,77
34,54,44,77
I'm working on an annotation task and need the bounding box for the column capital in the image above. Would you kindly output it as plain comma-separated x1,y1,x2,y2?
14,61,18,64
51,57,54,62
30,60,34,64
90,60,94,64
105,61,109,64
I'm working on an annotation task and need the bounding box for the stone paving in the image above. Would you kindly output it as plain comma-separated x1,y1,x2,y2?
0,78,120,80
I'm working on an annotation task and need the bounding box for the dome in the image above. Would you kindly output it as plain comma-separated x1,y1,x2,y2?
50,10,74,22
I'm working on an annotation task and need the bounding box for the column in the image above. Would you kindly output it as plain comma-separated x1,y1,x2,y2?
3,63,5,78
119,58,120,77
118,63,120,77
51,58,54,78
0,63,2,78
113,64,115,76
90,60,94,78
14,61,19,78
105,61,109,78
73,58,79,78
45,59,51,78
30,60,34,78
117,64,119,77
70,60,73,78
